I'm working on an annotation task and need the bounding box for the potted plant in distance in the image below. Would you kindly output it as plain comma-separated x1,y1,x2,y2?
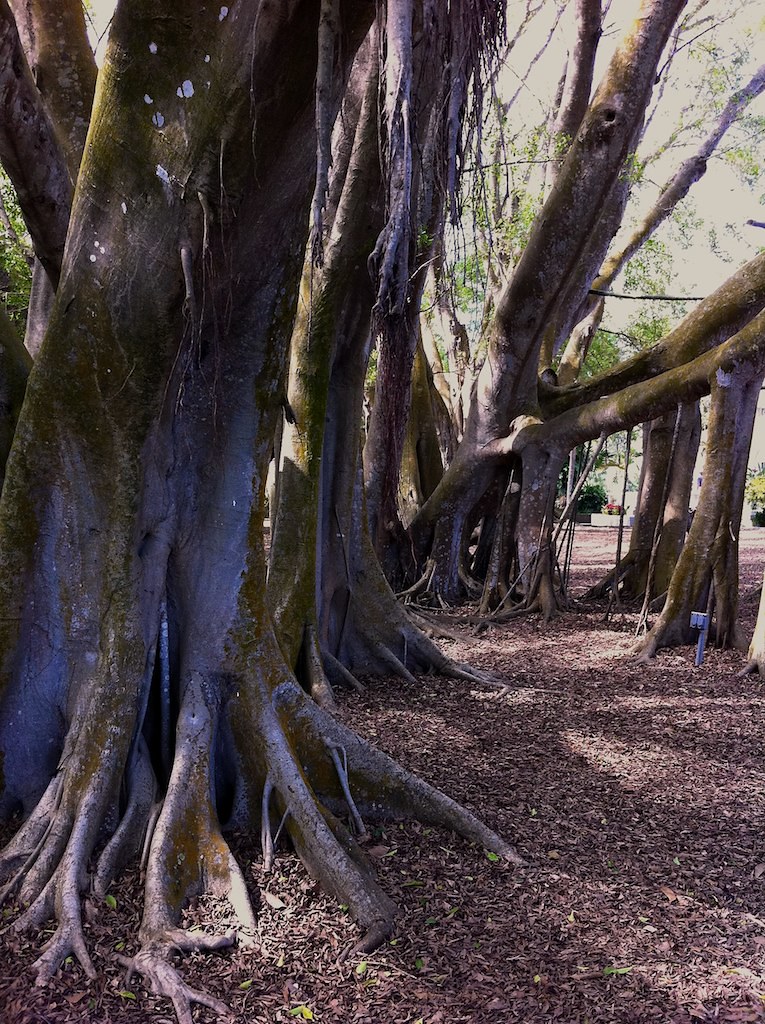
746,470,765,526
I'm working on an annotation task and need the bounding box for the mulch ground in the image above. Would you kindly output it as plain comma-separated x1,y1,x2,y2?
2,527,765,1024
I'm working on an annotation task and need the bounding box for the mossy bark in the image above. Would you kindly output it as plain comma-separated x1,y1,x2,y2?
0,8,517,1018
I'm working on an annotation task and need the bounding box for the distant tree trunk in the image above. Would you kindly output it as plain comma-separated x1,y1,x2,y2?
409,0,688,603
740,569,765,677
617,402,699,601
636,362,763,660
398,337,446,526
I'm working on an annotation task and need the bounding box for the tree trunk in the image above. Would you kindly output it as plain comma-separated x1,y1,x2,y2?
618,402,698,601
636,362,763,660
398,336,446,526
0,9,518,1017
409,0,688,603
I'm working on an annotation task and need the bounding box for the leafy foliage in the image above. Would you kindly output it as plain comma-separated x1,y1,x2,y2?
0,172,32,328
745,471,765,512
577,481,608,515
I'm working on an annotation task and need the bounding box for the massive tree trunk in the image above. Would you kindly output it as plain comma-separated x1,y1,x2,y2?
0,4,518,1019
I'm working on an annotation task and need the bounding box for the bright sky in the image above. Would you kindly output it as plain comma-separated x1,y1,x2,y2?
85,0,763,302
508,0,765,301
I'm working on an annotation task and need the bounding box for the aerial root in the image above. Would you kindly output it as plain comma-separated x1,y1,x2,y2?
327,742,366,837
261,777,292,874
117,944,231,1024
261,776,276,871
284,686,525,866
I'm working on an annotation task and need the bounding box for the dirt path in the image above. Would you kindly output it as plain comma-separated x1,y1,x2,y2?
2,527,765,1023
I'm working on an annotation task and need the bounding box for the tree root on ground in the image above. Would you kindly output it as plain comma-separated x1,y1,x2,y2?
117,943,231,1024
0,635,522,1024
320,569,509,691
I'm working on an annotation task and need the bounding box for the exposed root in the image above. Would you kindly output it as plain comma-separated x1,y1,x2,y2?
397,559,436,602
632,633,658,664
140,672,256,951
371,641,418,685
117,943,231,1024
737,658,763,678
406,608,465,642
0,775,64,904
302,624,336,708
333,575,509,689
322,650,366,693
33,900,95,985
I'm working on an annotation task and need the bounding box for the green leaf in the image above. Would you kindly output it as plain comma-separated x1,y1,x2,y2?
104,894,117,910
603,966,634,976
415,957,424,969
118,990,137,1000
446,907,459,918
533,974,542,984
486,851,499,862
289,1006,314,1019
425,917,438,925
355,961,367,976
239,980,253,990
402,879,423,887
673,856,680,865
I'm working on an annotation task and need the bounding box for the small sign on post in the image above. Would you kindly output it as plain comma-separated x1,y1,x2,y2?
690,610,709,666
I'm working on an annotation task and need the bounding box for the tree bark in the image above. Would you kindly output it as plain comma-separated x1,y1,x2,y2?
636,360,763,660
0,0,71,286
410,0,689,602
0,9,518,1017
